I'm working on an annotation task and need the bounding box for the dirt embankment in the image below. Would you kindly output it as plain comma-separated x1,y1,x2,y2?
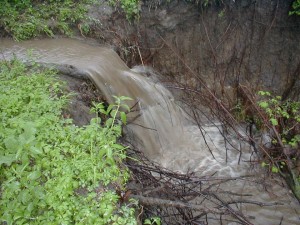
81,0,300,204
87,0,300,100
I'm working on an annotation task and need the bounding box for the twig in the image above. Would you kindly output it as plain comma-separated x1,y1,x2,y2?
131,195,224,214
136,42,144,66
226,199,283,207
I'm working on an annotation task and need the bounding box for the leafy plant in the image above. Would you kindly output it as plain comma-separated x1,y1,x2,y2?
144,217,161,225
91,95,133,129
109,0,140,20
0,59,136,224
289,0,300,16
257,91,300,148
0,0,96,41
256,90,300,199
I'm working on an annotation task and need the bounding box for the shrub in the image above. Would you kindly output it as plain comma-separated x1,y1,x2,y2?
256,91,300,199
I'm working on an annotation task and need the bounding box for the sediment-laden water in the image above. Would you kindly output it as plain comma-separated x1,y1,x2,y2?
1,38,299,224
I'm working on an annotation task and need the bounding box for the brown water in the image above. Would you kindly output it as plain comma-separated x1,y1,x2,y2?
1,38,299,224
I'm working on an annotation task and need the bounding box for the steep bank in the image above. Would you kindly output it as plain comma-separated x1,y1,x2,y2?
89,0,300,99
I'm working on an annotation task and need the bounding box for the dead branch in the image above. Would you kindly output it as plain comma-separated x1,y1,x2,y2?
131,195,224,214
226,199,284,207
124,143,267,225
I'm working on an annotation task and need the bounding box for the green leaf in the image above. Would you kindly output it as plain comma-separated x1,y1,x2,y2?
30,146,43,155
112,144,126,150
270,118,278,126
107,104,114,114
100,108,107,114
0,154,17,166
27,170,41,180
6,181,20,193
144,219,152,225
282,111,290,118
113,95,121,104
106,148,112,159
21,122,36,143
20,189,32,204
153,217,161,225
33,186,45,199
261,162,268,168
4,136,21,153
122,104,131,112
119,96,133,101
105,118,113,127
110,109,117,118
120,111,127,125
259,101,269,109
272,166,279,173
258,91,271,96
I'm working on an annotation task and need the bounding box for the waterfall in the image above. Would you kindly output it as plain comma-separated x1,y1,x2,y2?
0,38,249,174
1,38,299,224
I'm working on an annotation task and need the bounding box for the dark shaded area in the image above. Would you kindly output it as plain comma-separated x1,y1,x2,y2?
89,0,300,100
60,73,103,126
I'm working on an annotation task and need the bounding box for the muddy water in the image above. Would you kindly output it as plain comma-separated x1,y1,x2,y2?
1,38,299,224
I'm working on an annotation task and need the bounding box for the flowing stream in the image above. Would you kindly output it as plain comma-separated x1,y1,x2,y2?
1,38,299,224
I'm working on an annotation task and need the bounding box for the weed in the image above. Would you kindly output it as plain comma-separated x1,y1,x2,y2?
144,216,161,225
0,59,136,224
290,0,300,16
0,0,97,41
256,90,300,198
257,91,300,148
109,0,140,20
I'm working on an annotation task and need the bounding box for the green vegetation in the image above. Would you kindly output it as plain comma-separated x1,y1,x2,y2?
290,0,300,16
256,91,300,199
144,217,161,225
257,91,300,149
0,0,141,39
233,88,300,199
109,0,140,20
0,0,96,41
0,0,230,38
109,0,225,21
0,59,137,224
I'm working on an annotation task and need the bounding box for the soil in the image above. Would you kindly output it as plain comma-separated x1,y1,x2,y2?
87,0,300,100
60,74,104,126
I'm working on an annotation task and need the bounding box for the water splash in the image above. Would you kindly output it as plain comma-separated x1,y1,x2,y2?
1,38,243,174
1,38,299,224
